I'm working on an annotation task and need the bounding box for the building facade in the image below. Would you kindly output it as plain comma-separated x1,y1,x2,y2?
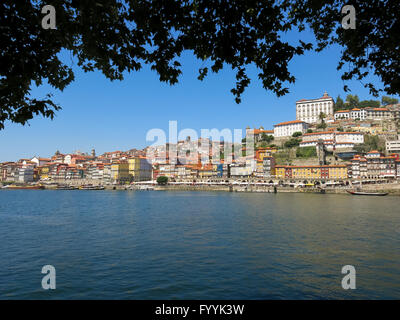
273,120,309,138
386,135,400,153
296,92,334,124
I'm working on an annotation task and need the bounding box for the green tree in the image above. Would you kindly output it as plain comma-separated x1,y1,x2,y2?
319,112,327,122
335,95,345,111
354,135,385,153
345,95,360,108
306,129,313,134
2,1,400,129
359,100,380,108
292,131,302,137
382,96,399,106
156,176,168,185
260,133,274,143
284,138,300,149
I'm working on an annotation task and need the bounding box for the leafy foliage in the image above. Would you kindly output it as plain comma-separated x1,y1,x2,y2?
156,176,168,185
354,135,385,153
358,100,380,108
284,137,300,148
260,133,274,143
292,131,302,137
296,146,317,158
334,95,345,111
382,96,399,106
345,95,359,108
290,1,400,97
1,1,400,129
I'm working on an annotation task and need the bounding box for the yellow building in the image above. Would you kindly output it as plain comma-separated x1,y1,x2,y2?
128,157,152,182
327,165,348,179
274,165,348,180
275,166,286,178
111,162,130,184
291,166,321,179
37,166,50,180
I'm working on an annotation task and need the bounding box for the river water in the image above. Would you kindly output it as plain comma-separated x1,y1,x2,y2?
0,190,399,299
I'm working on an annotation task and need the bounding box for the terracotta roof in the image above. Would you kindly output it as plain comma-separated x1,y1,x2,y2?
335,132,363,135
274,120,306,127
304,131,333,136
276,165,347,168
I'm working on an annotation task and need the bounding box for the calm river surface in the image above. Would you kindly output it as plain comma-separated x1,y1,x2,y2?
0,190,399,299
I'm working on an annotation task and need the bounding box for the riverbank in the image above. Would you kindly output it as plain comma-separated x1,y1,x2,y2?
150,184,400,195
2,181,400,195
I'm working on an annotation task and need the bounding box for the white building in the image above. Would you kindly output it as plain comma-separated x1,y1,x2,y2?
334,110,350,120
273,120,308,138
296,91,334,124
299,131,364,150
30,157,51,167
350,108,367,120
386,136,400,153
17,166,34,183
335,132,364,144
365,107,394,120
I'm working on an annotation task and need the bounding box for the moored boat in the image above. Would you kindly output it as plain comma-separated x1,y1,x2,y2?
347,190,388,196
79,185,105,190
56,185,78,190
2,184,44,190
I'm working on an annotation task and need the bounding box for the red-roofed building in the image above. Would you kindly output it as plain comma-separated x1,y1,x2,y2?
350,153,398,178
273,120,308,137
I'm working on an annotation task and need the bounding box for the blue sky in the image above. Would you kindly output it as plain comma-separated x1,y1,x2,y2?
0,29,396,162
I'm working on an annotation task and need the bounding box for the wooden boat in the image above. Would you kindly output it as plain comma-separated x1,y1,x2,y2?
347,190,388,196
3,184,44,190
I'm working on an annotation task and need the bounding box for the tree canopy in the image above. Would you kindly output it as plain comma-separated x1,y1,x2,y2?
1,1,400,129
381,96,399,106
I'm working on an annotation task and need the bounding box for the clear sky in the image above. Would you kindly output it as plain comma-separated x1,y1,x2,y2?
0,29,397,162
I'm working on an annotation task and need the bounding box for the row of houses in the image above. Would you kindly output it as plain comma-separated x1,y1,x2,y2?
152,148,277,180
274,151,400,180
334,107,395,121
0,154,152,184
299,130,364,150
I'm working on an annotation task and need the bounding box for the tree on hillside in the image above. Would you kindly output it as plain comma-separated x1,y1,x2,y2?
284,138,300,149
260,133,274,144
354,135,385,153
358,99,380,108
292,131,302,137
382,96,399,106
335,95,345,111
345,95,360,108
2,1,400,129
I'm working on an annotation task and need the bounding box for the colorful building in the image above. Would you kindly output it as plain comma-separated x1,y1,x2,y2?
275,165,348,180
128,157,152,181
111,162,130,184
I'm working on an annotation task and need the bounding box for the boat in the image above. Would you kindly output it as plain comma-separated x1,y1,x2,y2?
78,185,105,190
56,185,78,190
2,184,44,190
347,190,388,196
